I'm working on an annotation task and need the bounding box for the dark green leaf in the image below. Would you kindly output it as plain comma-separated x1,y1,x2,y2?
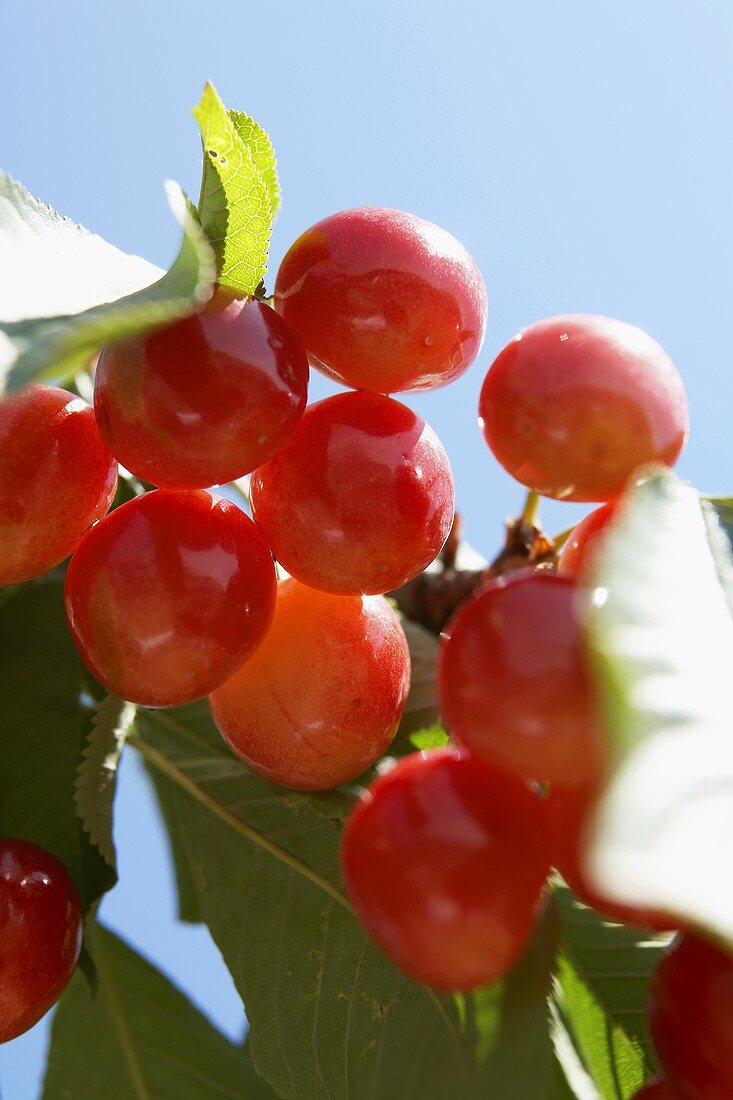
0,575,113,911
0,177,215,393
396,617,441,738
474,898,559,1097
133,702,558,1100
553,887,666,1100
548,1054,588,1100
194,84,272,295
42,925,275,1099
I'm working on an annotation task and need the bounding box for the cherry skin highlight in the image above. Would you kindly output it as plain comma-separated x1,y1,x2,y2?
631,1081,681,1100
438,572,604,787
0,838,82,1044
0,385,117,587
549,780,677,932
648,933,733,1100
340,748,550,991
558,500,619,579
250,391,455,595
65,490,276,708
274,206,488,393
479,314,688,502
94,290,309,489
209,579,410,790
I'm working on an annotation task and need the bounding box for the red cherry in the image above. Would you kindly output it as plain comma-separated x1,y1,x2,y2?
631,1081,681,1100
340,748,550,991
274,207,487,393
0,838,82,1043
648,933,733,1100
94,291,309,489
209,580,410,790
65,490,276,707
438,572,604,787
549,780,677,932
250,391,455,595
558,500,619,579
479,315,688,502
0,385,117,586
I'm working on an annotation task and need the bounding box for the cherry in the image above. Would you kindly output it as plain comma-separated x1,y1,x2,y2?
209,579,410,790
0,838,82,1043
340,748,550,991
648,933,733,1100
94,290,309,489
631,1081,681,1100
274,207,487,393
558,500,619,579
0,385,117,587
438,572,604,787
549,780,677,932
479,315,688,502
250,391,455,595
65,489,276,707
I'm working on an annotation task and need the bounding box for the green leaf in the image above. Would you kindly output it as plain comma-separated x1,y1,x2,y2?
549,1053,590,1100
396,617,441,738
553,887,666,1100
702,495,733,613
75,695,137,868
193,83,273,295
148,711,208,926
0,175,215,393
42,925,276,1099
550,1000,600,1099
229,110,281,216
549,1060,577,1099
0,575,113,911
581,469,733,945
132,702,558,1100
0,172,159,323
473,898,560,1097
407,726,449,752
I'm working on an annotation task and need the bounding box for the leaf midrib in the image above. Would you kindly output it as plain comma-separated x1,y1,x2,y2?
129,735,351,912
95,932,152,1100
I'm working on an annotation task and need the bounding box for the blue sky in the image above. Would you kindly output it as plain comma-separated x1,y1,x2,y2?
2,2,733,1096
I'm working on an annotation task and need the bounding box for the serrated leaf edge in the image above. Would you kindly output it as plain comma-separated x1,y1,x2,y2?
75,695,137,868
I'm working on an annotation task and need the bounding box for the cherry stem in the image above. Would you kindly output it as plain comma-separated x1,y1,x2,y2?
519,490,541,529
551,525,574,553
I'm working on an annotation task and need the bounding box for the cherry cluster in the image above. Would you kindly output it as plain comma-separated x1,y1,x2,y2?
0,204,726,1097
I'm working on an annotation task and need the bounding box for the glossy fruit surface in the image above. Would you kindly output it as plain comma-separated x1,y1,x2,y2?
549,780,677,931
341,748,550,990
210,579,410,789
438,572,603,787
274,207,487,393
251,391,455,595
94,291,309,488
0,838,82,1043
648,933,733,1100
558,501,619,579
479,315,688,502
65,490,276,707
631,1081,681,1100
0,385,117,586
